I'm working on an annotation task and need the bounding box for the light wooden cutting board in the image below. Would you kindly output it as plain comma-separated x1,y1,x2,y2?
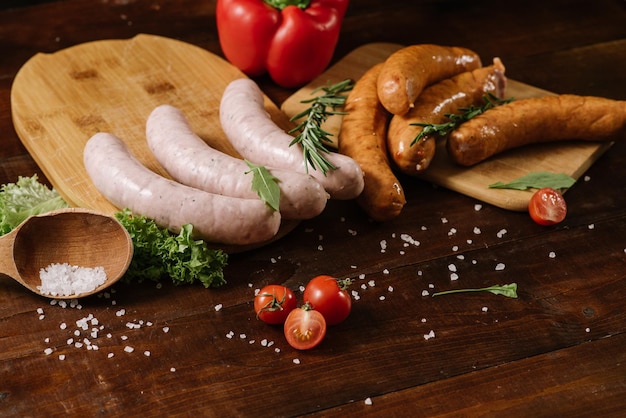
11,34,299,250
282,43,613,211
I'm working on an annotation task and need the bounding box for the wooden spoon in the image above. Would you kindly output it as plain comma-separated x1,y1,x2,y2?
0,207,133,299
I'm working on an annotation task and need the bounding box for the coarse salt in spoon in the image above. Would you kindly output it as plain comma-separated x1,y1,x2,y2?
0,207,133,299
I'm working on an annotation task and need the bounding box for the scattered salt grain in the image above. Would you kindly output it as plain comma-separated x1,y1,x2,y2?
380,240,387,253
421,290,429,297
364,398,373,406
450,273,459,281
473,227,481,234
388,286,394,292
379,295,386,301
495,263,506,271
368,280,376,287
58,354,65,361
588,224,595,230
44,348,53,355
317,245,324,251
124,346,134,353
163,327,170,333
38,263,106,297
214,304,223,312
496,229,507,238
239,334,246,339
448,228,457,236
60,322,67,330
448,264,457,272
293,358,301,365
144,351,151,357
549,251,556,258
115,309,126,317
584,175,591,182
423,330,435,340
585,327,591,333
441,217,448,223
482,307,489,312
170,368,176,372
108,352,115,358
474,204,482,211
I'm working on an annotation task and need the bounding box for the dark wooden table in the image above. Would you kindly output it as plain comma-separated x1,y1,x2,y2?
1,1,625,416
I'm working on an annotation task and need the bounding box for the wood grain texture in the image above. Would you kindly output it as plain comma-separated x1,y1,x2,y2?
282,43,613,212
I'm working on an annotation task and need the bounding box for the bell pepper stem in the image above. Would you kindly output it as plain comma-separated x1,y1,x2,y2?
264,0,311,10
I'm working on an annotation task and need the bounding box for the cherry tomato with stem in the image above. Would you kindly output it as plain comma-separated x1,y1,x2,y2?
284,303,327,350
254,285,297,325
303,275,352,325
528,187,567,226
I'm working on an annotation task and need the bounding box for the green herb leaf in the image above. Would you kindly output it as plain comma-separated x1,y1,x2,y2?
489,172,576,190
245,160,281,211
0,174,69,235
432,283,518,298
289,78,354,174
411,93,514,146
115,209,228,288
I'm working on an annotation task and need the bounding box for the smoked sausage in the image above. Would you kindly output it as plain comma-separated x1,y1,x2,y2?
446,94,626,166
338,62,406,221
387,58,507,175
377,44,482,116
83,132,281,245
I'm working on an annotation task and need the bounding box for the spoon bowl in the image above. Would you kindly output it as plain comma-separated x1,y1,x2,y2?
0,207,133,298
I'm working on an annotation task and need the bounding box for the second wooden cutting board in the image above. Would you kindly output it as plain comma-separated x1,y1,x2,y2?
282,43,613,212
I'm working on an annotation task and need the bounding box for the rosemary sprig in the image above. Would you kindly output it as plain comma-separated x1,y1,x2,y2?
288,78,355,175
410,93,514,146
432,283,518,298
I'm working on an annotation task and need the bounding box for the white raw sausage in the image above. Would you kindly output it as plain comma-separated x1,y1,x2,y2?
146,104,328,220
219,78,365,200
83,132,281,245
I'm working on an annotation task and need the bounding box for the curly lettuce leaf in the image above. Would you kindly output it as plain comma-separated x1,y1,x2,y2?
0,174,69,235
115,209,228,288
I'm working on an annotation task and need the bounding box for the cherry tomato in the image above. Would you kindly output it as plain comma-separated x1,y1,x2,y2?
528,187,567,226
254,285,297,325
303,275,352,325
284,304,326,350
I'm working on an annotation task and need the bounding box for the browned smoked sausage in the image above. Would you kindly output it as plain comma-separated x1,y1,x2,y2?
339,63,406,222
387,58,507,175
377,44,482,116
446,94,626,166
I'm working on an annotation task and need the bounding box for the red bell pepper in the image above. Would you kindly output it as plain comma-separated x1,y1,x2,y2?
216,0,349,88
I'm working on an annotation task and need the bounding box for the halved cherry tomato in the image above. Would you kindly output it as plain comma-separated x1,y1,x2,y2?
254,285,297,325
303,275,352,326
528,187,567,226
284,304,326,350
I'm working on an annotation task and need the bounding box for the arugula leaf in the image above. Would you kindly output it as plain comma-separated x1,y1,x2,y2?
115,209,228,288
489,172,576,190
0,174,69,235
245,160,281,211
432,283,518,298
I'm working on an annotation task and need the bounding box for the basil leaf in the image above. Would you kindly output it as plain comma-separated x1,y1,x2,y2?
245,160,281,212
489,171,576,190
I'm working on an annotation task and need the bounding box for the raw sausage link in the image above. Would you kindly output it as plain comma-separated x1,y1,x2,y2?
446,94,626,166
377,44,482,116
219,78,365,200
339,62,406,221
146,104,328,220
387,58,507,175
83,132,281,245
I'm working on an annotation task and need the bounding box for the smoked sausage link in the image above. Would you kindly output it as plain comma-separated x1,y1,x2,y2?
219,78,365,200
446,94,626,166
387,58,507,175
83,132,282,245
339,62,406,222
377,44,482,116
146,104,328,220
